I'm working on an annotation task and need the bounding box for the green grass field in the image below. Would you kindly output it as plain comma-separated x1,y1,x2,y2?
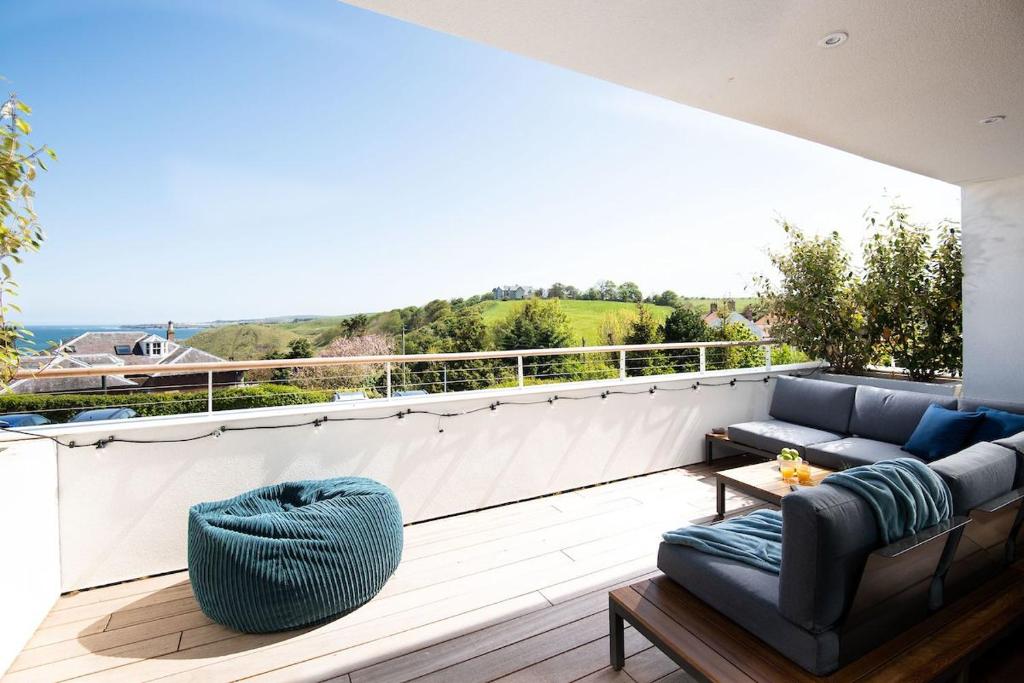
186,324,300,360
480,299,673,346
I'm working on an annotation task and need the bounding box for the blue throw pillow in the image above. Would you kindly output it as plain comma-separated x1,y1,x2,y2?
972,406,1024,443
903,404,984,462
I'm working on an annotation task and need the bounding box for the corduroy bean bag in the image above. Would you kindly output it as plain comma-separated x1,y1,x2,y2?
187,477,403,633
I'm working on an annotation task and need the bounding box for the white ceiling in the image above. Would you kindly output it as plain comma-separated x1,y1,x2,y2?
343,0,1024,185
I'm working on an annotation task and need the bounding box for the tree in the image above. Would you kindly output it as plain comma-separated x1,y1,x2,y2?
297,334,394,390
341,313,370,337
661,305,708,372
597,280,618,301
548,282,567,299
618,281,643,303
1,93,54,382
653,290,681,308
709,321,764,370
563,285,580,299
757,222,872,374
493,299,574,379
624,303,668,375
862,208,962,379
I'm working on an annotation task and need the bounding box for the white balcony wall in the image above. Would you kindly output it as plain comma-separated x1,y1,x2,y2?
29,365,817,592
0,439,60,676
962,173,1024,404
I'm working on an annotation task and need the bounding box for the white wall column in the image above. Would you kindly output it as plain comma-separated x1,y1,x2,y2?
962,173,1024,402
0,439,61,676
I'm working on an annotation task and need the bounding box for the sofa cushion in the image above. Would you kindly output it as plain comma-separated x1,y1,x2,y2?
658,542,839,675
804,438,911,470
778,484,879,634
959,397,1024,416
849,386,957,445
728,420,843,457
770,376,857,434
928,442,1017,515
993,432,1024,487
903,404,984,462
972,406,1024,443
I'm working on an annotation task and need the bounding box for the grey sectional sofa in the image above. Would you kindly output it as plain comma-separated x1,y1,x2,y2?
725,375,1014,470
658,375,1024,675
658,441,1021,675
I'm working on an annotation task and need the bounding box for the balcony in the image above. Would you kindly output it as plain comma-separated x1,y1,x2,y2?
5,460,753,682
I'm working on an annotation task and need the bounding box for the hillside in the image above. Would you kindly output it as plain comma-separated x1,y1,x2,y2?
480,300,673,346
185,324,300,360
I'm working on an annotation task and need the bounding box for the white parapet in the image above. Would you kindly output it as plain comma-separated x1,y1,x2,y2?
1,363,818,592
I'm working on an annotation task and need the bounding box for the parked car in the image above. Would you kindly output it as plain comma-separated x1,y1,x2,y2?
69,407,139,423
332,390,368,402
0,413,52,428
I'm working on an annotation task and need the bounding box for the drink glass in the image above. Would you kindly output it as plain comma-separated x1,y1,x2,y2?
797,461,812,484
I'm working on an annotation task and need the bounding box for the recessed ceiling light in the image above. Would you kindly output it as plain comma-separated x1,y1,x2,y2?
818,31,848,48
979,115,1006,125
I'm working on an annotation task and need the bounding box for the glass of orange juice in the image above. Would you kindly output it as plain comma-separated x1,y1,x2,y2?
797,461,812,484
780,459,797,481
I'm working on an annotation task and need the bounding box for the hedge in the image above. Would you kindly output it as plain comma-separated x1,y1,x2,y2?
0,384,339,423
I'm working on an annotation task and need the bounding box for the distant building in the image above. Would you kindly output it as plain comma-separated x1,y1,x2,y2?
10,322,244,395
703,301,768,339
492,285,535,300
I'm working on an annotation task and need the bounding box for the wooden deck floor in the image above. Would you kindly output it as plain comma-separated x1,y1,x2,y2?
7,458,763,683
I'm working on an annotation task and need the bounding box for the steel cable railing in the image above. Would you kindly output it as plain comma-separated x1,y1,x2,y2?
4,339,814,423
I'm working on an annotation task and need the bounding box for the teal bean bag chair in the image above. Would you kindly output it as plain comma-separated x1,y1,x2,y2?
188,477,403,633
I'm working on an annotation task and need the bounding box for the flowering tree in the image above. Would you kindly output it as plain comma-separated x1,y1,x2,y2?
296,334,394,391
1,92,54,382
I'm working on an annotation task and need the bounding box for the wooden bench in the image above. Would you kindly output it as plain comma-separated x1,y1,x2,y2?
609,566,1024,682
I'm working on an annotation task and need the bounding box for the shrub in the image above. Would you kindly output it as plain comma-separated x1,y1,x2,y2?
757,222,872,374
0,384,337,423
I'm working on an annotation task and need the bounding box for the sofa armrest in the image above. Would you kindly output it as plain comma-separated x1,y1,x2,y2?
874,516,970,558
974,487,1024,514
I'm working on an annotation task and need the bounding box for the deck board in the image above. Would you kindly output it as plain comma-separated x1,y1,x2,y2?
8,459,758,682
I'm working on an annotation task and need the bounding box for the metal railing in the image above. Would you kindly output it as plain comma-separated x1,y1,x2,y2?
7,339,808,422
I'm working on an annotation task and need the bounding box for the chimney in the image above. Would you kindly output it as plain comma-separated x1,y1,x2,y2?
709,302,718,314
727,299,736,312
166,320,175,342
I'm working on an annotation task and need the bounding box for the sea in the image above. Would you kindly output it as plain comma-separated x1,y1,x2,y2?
19,325,204,352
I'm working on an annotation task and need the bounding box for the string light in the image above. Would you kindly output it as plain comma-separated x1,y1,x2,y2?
0,371,817,450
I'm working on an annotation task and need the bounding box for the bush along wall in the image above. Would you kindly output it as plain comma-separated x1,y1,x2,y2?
0,384,338,423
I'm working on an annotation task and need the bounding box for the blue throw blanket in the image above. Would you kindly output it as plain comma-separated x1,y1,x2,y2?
662,509,783,574
823,458,952,544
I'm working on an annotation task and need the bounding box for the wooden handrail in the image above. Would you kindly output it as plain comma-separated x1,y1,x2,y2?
13,339,778,380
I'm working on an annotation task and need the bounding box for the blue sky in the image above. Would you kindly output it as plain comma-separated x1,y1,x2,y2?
6,0,960,324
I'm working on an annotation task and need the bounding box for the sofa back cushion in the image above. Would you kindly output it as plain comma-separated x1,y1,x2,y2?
849,386,957,445
929,442,1017,515
903,404,984,462
770,376,857,434
971,406,1024,443
993,432,1024,488
778,484,879,633
958,397,1024,415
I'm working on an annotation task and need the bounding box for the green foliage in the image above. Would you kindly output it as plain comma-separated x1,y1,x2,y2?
757,223,872,374
759,206,962,379
862,208,962,379
661,305,709,372
0,384,338,423
624,303,669,375
0,92,54,381
708,321,764,369
494,299,575,379
617,281,643,303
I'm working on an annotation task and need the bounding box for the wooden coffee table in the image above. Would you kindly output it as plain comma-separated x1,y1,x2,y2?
716,459,834,519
